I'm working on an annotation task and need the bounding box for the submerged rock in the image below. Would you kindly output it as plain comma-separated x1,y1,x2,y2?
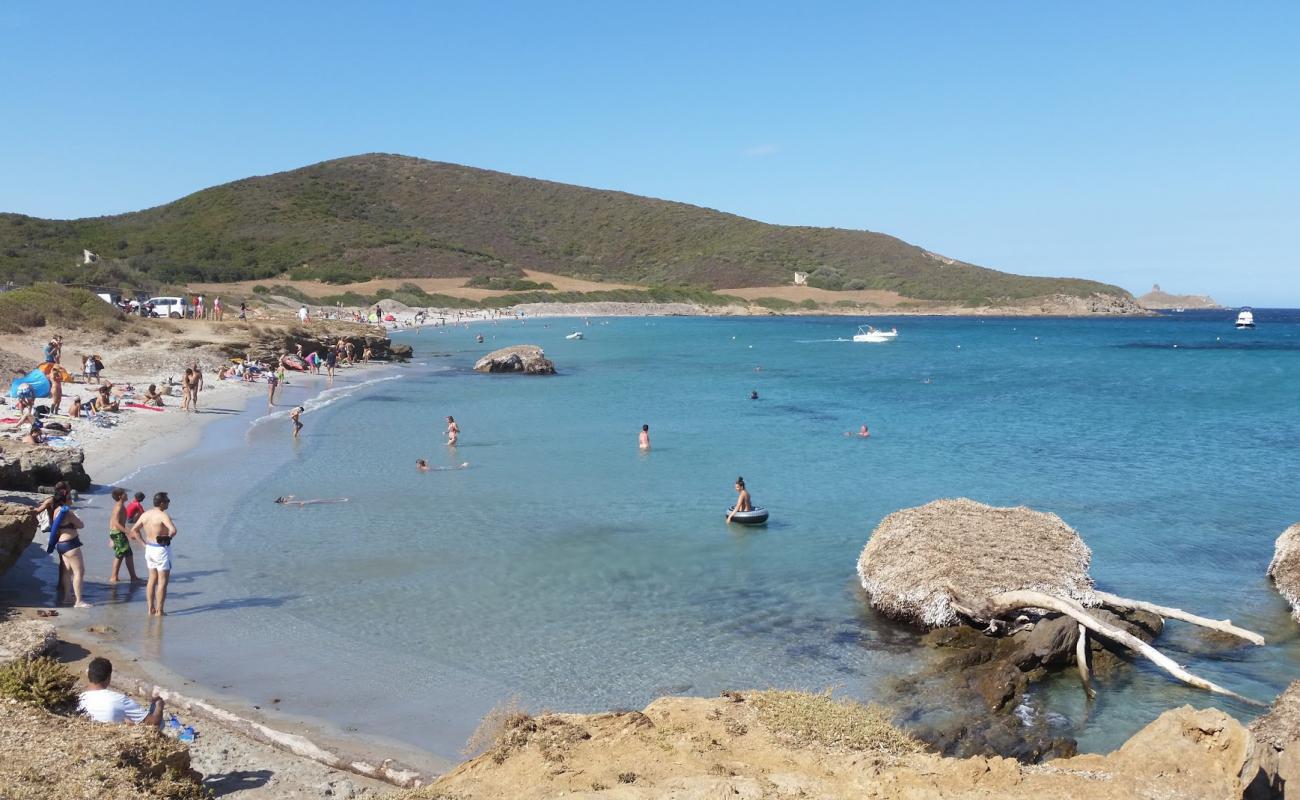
0,440,91,492
473,345,556,375
1268,524,1300,622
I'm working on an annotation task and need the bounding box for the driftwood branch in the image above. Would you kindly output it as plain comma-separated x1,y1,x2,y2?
1075,623,1096,700
1094,590,1265,646
951,589,1264,706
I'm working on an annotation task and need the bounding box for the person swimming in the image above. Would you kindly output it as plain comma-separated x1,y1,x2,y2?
274,496,349,506
416,458,430,472
726,477,753,524
445,415,459,446
750,390,759,400
639,424,650,450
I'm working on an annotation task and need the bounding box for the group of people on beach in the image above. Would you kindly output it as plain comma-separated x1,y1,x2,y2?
33,483,177,615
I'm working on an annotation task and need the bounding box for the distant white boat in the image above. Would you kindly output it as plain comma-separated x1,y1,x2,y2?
565,331,584,340
1236,308,1255,329
853,325,898,343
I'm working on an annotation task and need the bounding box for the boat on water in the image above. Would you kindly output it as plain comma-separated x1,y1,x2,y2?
566,331,584,340
1236,308,1256,329
852,325,898,343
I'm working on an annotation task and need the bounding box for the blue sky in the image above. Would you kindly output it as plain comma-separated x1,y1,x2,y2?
3,2,1297,304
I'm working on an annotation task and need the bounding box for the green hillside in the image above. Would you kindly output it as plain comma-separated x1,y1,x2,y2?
0,154,1128,305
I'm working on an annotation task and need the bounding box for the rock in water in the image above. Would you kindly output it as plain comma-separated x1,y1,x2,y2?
0,501,39,580
857,498,1096,628
0,440,92,492
1268,524,1300,622
473,345,556,375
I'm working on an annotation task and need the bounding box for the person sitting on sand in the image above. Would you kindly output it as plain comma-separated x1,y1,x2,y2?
68,396,84,418
93,386,120,413
78,657,164,727
639,424,651,450
143,384,165,407
20,422,43,445
727,477,753,524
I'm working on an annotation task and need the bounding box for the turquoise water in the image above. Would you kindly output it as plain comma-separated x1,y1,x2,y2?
72,312,1300,758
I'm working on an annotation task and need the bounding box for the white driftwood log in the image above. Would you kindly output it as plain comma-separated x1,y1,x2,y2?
1094,590,1265,646
125,679,426,787
1075,623,1096,700
951,589,1263,706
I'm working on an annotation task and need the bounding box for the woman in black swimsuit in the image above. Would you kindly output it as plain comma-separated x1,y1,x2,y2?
35,481,90,608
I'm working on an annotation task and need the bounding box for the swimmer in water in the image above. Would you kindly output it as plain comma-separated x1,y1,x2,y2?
750,390,759,400
274,496,349,507
858,425,870,438
639,424,650,450
445,415,459,446
416,458,430,472
727,477,753,524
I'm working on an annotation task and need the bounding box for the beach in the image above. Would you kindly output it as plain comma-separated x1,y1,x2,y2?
4,308,1300,798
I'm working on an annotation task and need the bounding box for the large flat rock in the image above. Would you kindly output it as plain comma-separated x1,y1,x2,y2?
0,439,91,492
473,345,556,375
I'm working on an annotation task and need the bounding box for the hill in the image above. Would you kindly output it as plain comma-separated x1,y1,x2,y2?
0,154,1131,306
1135,284,1224,310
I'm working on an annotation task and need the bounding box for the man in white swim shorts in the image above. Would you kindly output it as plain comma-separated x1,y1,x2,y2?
130,492,178,616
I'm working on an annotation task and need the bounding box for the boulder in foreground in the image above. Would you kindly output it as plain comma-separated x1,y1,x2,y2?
0,440,91,492
405,692,1266,800
473,345,556,375
0,500,39,580
1268,524,1300,622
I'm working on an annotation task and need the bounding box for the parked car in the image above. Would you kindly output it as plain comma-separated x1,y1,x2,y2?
145,296,187,318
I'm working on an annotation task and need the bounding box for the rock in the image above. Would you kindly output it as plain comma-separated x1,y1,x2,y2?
473,345,556,375
1267,524,1300,622
0,500,39,579
0,619,56,663
229,329,411,365
0,440,91,492
1247,681,1300,799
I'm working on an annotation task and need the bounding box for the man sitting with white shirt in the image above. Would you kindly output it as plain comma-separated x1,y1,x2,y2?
77,657,164,728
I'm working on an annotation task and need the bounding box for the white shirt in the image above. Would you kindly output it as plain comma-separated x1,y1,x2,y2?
78,688,148,724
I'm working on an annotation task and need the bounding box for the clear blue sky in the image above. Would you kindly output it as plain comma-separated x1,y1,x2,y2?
3,2,1297,304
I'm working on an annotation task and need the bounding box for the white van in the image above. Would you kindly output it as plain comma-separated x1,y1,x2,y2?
145,296,188,318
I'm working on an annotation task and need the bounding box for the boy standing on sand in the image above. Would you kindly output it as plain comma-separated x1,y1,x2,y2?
130,492,177,616
107,488,142,584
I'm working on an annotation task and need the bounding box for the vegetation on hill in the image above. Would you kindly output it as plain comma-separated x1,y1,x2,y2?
0,283,128,334
1,153,1130,306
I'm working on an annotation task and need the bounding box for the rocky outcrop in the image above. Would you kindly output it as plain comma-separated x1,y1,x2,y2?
1030,292,1150,316
0,500,39,580
229,326,411,365
1137,284,1224,310
0,618,55,663
473,345,556,375
1268,525,1300,622
1249,681,1300,798
899,609,1163,761
407,693,1265,800
0,439,91,491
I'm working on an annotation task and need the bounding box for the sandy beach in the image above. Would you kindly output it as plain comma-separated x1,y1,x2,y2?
0,314,446,796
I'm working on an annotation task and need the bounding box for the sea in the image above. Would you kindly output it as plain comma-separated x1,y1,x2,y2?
29,309,1300,760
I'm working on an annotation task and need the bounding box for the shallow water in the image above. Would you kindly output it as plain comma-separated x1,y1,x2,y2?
65,310,1300,758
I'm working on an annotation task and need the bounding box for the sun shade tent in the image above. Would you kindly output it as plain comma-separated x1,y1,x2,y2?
8,368,52,398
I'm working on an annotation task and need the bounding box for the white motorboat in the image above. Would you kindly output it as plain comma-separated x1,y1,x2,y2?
1235,308,1255,329
852,325,898,343
565,331,584,340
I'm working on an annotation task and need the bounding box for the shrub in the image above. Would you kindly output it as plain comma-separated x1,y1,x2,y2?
251,284,270,295
0,656,78,710
747,690,922,756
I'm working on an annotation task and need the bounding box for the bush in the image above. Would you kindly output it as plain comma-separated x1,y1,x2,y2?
0,656,78,710
251,284,270,294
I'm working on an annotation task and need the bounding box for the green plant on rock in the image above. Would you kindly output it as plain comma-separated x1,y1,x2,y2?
0,656,78,711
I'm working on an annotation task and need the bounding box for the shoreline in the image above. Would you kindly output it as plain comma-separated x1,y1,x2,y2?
2,353,452,793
